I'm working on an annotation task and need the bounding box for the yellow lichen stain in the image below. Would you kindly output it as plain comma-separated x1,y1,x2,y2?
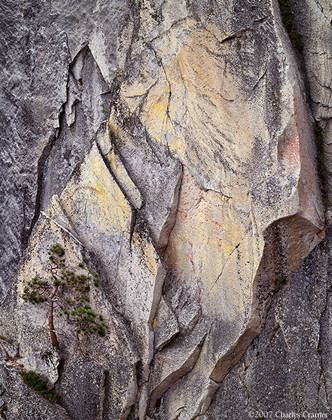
109,150,118,172
224,243,235,257
90,151,131,232
48,195,62,218
152,317,157,329
60,144,132,236
141,76,171,146
106,149,124,181
168,132,187,161
103,146,142,209
133,231,159,276
118,19,271,196
134,24,256,191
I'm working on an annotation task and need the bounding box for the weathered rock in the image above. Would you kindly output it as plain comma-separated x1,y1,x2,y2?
0,1,70,300
0,0,134,300
203,226,332,419
0,0,331,418
57,355,137,420
153,297,179,352
290,0,332,205
11,197,140,419
122,1,323,416
0,362,71,420
41,47,112,212
0,337,18,361
20,349,61,385
149,320,207,410
107,106,183,251
56,142,166,379
57,356,106,420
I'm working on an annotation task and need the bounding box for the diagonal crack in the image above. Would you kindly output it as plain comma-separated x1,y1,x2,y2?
149,334,207,410
207,227,252,296
201,16,268,47
313,0,332,25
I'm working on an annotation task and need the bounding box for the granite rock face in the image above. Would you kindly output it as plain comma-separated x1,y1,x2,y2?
290,0,332,206
203,226,332,420
0,0,331,419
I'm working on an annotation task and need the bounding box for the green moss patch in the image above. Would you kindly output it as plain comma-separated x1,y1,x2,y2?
20,370,59,403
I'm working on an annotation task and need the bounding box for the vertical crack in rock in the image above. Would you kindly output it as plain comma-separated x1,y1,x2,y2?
123,1,142,78
24,132,58,249
98,369,108,420
157,165,183,255
0,4,71,299
25,45,102,251
41,46,113,212
22,30,75,253
24,44,73,248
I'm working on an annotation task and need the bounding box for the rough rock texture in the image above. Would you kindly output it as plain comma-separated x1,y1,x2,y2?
290,0,332,210
0,0,332,419
0,0,133,298
203,226,332,419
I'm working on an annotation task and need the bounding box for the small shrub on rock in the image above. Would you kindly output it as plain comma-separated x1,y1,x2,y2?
21,243,108,349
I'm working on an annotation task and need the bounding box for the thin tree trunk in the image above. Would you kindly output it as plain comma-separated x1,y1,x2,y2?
48,285,59,348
